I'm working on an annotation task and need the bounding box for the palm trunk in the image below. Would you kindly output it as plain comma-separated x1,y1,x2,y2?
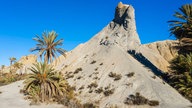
41,82,45,102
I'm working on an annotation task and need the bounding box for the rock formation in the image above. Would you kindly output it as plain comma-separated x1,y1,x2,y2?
18,55,37,65
16,54,37,74
55,2,191,108
2,55,37,74
144,40,179,72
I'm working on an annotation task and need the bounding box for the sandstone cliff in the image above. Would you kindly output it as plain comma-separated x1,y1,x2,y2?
54,2,191,108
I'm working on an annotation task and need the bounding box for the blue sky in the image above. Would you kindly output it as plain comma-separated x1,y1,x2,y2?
0,0,191,66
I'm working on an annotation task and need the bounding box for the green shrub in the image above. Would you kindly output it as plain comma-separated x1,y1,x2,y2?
83,103,97,108
87,82,98,89
90,60,96,64
108,72,122,81
22,62,77,104
126,72,135,77
74,68,83,74
95,87,103,94
167,53,192,102
124,92,159,106
103,88,115,96
0,73,28,86
99,63,103,66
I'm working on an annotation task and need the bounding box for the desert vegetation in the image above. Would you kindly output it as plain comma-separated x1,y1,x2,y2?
22,62,77,104
166,4,192,102
30,31,66,64
108,72,122,81
0,58,26,86
20,31,81,107
124,92,159,106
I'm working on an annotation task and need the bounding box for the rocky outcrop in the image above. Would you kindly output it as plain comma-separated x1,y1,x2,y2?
18,55,37,65
16,54,37,74
143,40,179,72
55,2,191,108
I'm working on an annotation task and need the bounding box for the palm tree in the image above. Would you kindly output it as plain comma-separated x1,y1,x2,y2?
168,53,192,102
30,31,66,64
168,4,192,52
13,62,23,73
9,57,16,73
168,4,192,40
9,57,16,66
23,62,69,102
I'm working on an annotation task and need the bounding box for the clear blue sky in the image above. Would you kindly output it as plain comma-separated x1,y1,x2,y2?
0,0,191,66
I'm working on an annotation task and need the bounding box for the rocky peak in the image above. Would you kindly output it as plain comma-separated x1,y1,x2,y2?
100,2,141,50
54,2,191,107
114,2,132,27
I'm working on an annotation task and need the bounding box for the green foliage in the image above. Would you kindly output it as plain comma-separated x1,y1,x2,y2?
30,31,66,63
108,72,122,81
87,82,98,89
124,92,159,106
0,73,27,86
103,88,115,96
168,4,192,39
90,60,96,64
23,62,76,103
126,72,135,77
9,57,17,73
95,87,103,94
169,53,192,74
167,53,192,102
83,103,97,108
74,68,83,74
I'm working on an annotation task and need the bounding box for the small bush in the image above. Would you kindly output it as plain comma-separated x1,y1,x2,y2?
77,76,82,79
78,86,84,90
93,76,98,80
99,63,103,66
94,67,98,71
0,73,28,86
148,100,159,106
126,72,135,77
152,76,156,79
103,88,115,96
90,60,96,64
108,72,122,81
87,82,98,89
74,68,83,74
95,87,103,94
124,92,159,106
94,72,99,75
83,103,97,108
66,74,74,79
89,90,93,93
89,74,92,77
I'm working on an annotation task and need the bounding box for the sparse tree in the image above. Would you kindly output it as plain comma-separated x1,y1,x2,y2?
168,4,192,39
30,31,66,64
13,62,23,73
9,57,16,73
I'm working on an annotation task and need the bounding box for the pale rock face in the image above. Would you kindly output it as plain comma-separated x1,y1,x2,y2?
143,40,179,72
16,54,37,74
54,2,191,108
18,54,37,65
2,55,37,74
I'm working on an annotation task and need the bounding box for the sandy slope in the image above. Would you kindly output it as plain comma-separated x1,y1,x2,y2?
0,80,64,108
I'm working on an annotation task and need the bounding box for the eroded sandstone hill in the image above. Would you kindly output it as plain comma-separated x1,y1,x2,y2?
55,2,191,108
